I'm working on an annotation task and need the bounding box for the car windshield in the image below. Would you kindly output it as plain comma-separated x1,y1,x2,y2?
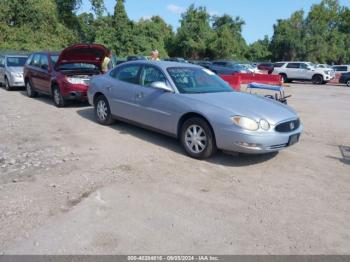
6,57,27,67
167,67,233,94
57,63,99,71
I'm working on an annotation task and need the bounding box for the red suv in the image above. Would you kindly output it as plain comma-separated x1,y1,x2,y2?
23,44,108,107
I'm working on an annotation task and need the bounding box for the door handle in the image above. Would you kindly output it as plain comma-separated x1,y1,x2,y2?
136,92,144,99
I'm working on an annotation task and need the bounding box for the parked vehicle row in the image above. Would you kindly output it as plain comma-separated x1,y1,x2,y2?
0,44,304,160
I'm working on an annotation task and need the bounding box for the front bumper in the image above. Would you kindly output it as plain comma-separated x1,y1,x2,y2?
216,125,303,154
9,75,24,87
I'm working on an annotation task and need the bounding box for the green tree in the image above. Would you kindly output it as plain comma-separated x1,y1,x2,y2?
270,10,306,61
111,0,134,56
175,4,214,59
210,14,247,59
0,0,76,51
133,16,174,57
245,36,271,61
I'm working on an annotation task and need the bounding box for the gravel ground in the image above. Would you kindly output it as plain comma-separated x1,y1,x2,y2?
0,83,349,254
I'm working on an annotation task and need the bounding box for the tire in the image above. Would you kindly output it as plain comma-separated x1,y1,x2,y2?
346,80,350,87
26,80,38,98
312,74,323,85
5,77,11,91
180,117,217,159
94,95,114,125
52,86,66,107
279,74,288,83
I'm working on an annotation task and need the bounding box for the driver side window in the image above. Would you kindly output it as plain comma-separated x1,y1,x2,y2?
140,66,166,87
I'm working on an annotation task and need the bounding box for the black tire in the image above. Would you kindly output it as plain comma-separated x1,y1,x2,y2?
52,85,66,107
180,117,217,159
5,77,11,91
25,80,38,98
279,74,288,83
94,95,114,125
346,80,350,87
312,74,323,85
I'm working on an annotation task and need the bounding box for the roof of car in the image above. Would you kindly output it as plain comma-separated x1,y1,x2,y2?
1,54,28,57
120,60,201,69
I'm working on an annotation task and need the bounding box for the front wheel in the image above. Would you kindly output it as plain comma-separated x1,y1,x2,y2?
26,81,38,97
52,86,66,107
312,75,323,85
347,80,350,87
181,117,216,159
5,77,11,91
94,95,114,125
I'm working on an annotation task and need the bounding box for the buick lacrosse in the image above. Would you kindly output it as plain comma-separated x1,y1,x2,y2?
88,61,302,159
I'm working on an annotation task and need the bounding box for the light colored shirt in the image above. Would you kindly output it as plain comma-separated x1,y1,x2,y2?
102,56,111,73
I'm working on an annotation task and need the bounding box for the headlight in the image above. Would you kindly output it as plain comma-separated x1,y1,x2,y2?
66,77,87,85
259,119,270,130
11,72,23,78
232,116,259,131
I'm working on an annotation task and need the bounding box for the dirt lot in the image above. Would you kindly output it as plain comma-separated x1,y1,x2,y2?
0,83,349,254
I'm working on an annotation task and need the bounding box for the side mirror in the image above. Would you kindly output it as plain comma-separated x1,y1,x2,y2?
150,81,173,92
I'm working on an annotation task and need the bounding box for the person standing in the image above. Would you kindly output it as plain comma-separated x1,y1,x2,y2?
150,50,160,61
102,49,112,73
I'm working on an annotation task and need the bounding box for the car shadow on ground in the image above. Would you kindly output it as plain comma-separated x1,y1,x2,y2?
77,107,278,167
326,145,350,165
19,91,89,108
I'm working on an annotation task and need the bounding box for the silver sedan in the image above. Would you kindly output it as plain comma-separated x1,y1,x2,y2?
88,61,303,159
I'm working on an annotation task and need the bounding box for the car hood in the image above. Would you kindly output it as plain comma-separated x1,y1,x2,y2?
55,44,108,69
7,67,24,73
183,92,298,125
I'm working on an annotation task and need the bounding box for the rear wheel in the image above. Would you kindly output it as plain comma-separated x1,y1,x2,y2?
181,117,216,159
26,80,38,98
52,86,66,107
312,74,323,85
347,80,350,87
5,77,11,91
94,95,114,125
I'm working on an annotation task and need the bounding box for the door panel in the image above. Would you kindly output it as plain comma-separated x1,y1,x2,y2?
35,54,51,93
132,65,175,134
28,54,41,89
108,65,141,121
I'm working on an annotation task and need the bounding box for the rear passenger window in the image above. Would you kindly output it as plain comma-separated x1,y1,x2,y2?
286,63,300,69
111,65,140,84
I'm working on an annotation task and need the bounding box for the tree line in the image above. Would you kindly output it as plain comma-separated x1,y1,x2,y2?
0,0,349,63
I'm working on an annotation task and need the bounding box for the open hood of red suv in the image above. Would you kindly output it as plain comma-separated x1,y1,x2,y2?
55,44,108,70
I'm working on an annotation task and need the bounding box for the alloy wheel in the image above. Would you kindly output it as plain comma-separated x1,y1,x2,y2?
96,100,108,121
185,124,207,154
53,88,61,105
5,78,10,90
26,82,32,96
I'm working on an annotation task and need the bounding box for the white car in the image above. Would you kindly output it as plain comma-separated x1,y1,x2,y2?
272,62,335,84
